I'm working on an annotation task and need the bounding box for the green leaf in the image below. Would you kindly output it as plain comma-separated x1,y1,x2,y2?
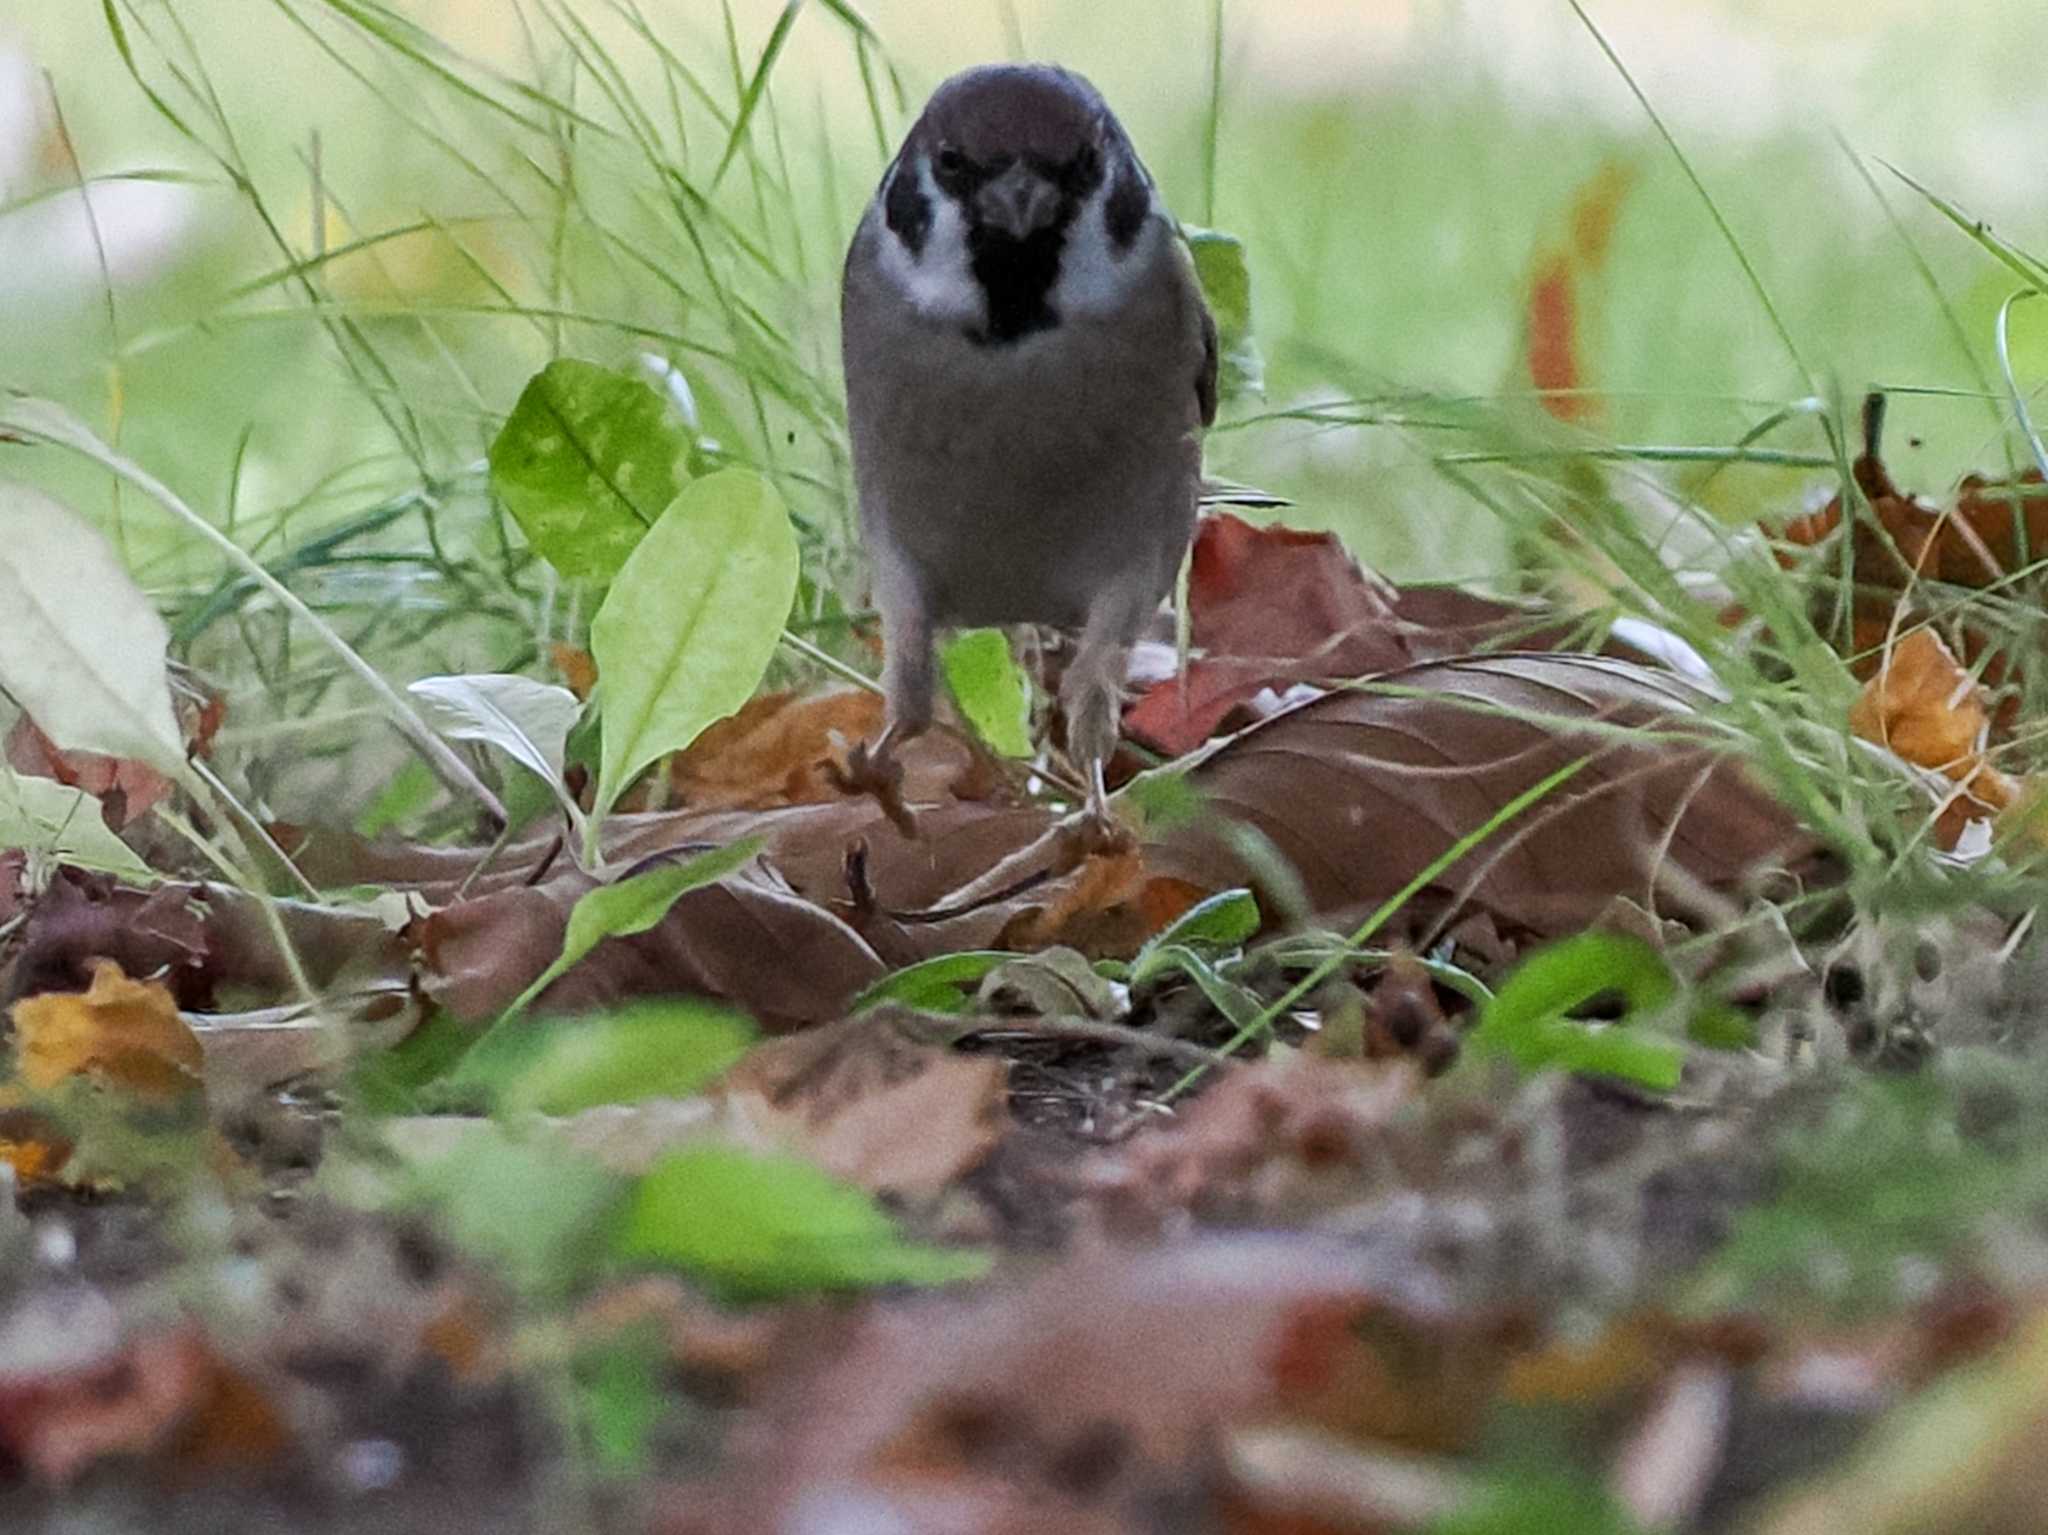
354,758,441,839
0,482,186,777
576,1338,664,1475
1120,768,1206,829
487,358,693,586
450,998,757,1116
1183,227,1265,401
614,1144,990,1300
0,767,157,882
350,1010,477,1115
1467,932,1685,1091
1145,889,1259,954
500,839,764,1022
939,629,1033,758
403,1121,624,1298
588,469,798,830
408,672,584,827
851,951,1018,1015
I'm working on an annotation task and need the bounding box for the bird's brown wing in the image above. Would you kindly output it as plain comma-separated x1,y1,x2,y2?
1196,303,1219,428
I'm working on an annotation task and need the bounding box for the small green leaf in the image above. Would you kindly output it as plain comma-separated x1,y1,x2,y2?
1467,932,1684,1091
1147,889,1260,953
589,469,799,830
939,628,1033,758
1183,226,1264,401
576,1338,664,1475
0,767,157,882
404,1122,624,1298
354,758,441,839
851,951,1018,1015
350,1010,476,1114
1120,768,1205,830
488,358,693,585
451,998,757,1116
614,1145,990,1300
500,840,764,1022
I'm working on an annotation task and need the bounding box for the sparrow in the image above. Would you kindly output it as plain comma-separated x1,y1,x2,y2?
840,63,1217,822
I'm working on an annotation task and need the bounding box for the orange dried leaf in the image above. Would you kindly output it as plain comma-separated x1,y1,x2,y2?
10,958,204,1100
551,642,599,700
1848,629,1988,775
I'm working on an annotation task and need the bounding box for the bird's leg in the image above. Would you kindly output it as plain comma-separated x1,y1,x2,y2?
1060,592,1144,838
835,582,932,835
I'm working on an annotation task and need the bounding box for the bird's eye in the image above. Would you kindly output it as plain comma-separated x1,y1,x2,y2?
935,146,966,177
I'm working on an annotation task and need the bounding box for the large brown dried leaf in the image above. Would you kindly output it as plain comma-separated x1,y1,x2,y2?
669,686,998,812
1125,514,1618,757
1151,653,1819,938
679,1235,1511,1531
715,1015,1008,1200
414,859,886,1031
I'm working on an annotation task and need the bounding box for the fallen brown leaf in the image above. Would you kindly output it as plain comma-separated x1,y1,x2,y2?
715,1015,1008,1201
676,1234,1512,1531
1151,652,1822,940
413,857,885,1031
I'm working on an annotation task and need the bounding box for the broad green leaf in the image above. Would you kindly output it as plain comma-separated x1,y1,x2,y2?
939,629,1033,758
0,482,184,776
1183,227,1265,401
0,767,157,882
589,470,798,826
500,839,764,1021
408,672,582,823
403,1121,624,1298
488,358,693,585
350,1010,476,1115
614,1144,990,1299
851,951,1019,1015
451,998,757,1116
1467,932,1684,1091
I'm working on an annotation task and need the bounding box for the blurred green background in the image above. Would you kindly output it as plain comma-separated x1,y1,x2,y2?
1,0,2044,815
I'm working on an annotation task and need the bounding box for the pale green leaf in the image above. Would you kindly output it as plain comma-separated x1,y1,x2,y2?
940,628,1033,758
407,672,582,822
0,483,184,775
0,767,157,882
589,470,798,824
614,1144,990,1299
1183,227,1265,401
488,358,694,585
501,839,764,1020
451,997,758,1116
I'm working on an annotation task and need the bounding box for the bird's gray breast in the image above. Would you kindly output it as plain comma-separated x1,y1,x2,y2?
843,223,1203,629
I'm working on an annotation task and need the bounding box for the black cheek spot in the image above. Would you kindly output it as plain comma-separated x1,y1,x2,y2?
884,167,933,256
1104,161,1149,252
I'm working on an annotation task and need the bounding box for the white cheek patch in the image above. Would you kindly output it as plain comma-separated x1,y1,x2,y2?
1053,181,1161,318
874,160,984,328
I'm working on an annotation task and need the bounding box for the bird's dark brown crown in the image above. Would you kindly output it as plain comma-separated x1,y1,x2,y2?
914,64,1106,169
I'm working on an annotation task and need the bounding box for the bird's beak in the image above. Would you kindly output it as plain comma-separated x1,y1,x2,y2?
974,163,1062,239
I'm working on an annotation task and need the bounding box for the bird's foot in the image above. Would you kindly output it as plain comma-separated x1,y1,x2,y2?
828,732,919,839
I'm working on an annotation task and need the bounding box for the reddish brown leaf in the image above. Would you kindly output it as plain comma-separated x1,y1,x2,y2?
5,716,175,830
1149,653,1821,939
674,1235,1508,1530
413,858,885,1032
